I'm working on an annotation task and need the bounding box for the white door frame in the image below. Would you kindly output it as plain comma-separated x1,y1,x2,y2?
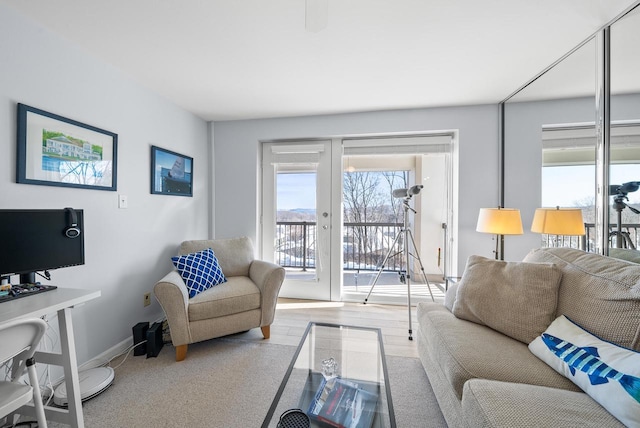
260,133,458,303
261,140,333,300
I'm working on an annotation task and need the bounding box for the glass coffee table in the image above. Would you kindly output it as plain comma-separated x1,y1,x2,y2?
262,322,396,428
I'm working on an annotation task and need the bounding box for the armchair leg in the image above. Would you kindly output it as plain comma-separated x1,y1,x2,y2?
175,344,188,362
261,325,270,339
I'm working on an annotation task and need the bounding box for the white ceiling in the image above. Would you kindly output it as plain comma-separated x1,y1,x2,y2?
2,0,638,121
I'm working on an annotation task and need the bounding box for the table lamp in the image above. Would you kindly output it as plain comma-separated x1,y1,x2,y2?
476,207,523,260
531,206,586,237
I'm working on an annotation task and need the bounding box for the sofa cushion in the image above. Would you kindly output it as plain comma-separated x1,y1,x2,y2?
530,315,640,427
188,276,261,321
443,282,458,312
172,248,227,298
417,303,579,401
524,248,640,351
452,255,562,343
609,248,640,264
462,379,624,427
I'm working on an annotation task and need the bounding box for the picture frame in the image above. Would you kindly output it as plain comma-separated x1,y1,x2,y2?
150,145,193,197
16,103,118,191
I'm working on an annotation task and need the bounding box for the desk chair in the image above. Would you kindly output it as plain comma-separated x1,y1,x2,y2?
0,318,48,428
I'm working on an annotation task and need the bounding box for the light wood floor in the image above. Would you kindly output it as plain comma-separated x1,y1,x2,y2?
239,298,431,358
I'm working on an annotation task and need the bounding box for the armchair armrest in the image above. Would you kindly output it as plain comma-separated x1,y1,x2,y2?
249,260,285,326
153,270,191,346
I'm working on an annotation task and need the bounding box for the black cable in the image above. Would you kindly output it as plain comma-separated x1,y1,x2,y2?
0,421,38,428
35,270,51,281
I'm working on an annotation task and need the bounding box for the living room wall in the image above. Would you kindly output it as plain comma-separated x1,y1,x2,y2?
212,105,500,277
0,5,210,366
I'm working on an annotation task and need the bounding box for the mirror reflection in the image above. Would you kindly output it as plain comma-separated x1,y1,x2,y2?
503,37,597,260
609,6,640,263
503,4,640,263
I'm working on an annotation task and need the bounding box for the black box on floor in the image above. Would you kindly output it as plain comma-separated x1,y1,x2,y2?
146,321,164,358
132,322,149,356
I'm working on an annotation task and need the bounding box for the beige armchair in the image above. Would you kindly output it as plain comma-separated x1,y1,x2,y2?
154,237,285,361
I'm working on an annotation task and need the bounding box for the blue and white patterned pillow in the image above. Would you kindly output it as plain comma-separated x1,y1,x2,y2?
171,248,227,298
529,315,640,427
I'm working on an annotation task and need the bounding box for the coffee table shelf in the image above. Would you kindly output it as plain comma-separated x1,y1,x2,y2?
262,322,396,428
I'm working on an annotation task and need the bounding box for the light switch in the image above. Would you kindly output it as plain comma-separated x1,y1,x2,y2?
118,194,128,209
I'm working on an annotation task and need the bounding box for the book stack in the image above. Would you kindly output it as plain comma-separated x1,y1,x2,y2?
307,376,378,428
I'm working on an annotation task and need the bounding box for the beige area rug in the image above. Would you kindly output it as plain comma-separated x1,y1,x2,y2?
54,336,447,427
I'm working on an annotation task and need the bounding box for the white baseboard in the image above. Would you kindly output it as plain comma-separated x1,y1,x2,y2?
43,318,167,395
80,337,134,371
80,317,166,371
82,317,166,371
43,337,131,398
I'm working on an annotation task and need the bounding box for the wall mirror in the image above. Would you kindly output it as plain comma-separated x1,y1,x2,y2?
502,4,640,262
503,37,597,260
609,6,640,262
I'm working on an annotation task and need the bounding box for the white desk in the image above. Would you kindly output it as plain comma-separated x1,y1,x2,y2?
0,287,101,428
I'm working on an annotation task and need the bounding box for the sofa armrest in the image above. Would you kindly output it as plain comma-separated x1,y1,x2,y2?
153,270,191,346
249,260,285,326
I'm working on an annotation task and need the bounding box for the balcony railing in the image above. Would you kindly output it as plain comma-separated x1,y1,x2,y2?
275,221,640,271
275,221,404,271
541,222,639,251
275,221,317,270
343,222,404,271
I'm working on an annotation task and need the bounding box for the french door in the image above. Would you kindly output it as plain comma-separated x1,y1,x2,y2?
261,140,333,300
262,134,457,303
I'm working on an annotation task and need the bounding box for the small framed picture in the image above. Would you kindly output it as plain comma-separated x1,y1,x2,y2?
16,103,118,191
150,145,193,197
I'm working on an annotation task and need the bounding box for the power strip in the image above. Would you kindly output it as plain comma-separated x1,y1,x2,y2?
146,321,164,358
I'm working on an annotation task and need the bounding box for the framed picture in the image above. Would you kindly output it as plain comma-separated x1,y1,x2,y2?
150,145,193,197
16,103,118,191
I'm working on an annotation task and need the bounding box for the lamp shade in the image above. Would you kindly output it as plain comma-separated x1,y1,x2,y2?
476,208,524,235
531,207,585,236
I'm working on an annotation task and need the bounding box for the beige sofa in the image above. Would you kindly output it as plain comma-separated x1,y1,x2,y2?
154,237,285,361
417,247,640,427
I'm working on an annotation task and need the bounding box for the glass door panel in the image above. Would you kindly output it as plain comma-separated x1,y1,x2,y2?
262,141,332,300
276,171,318,281
340,138,454,305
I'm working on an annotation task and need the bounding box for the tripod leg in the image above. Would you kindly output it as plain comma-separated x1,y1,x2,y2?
404,225,413,341
623,232,636,250
363,231,403,304
406,230,436,302
407,274,413,341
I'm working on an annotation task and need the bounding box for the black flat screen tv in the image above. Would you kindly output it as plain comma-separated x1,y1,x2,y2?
0,208,85,283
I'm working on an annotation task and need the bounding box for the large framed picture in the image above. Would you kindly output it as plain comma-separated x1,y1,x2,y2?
16,103,118,191
150,145,193,197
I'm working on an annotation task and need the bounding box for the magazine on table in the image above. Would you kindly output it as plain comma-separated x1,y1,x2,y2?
307,376,378,428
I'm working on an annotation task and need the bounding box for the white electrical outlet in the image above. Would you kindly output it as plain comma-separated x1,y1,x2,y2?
118,195,128,209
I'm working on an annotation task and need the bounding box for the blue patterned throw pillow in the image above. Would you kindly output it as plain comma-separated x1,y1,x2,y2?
171,248,227,298
529,315,640,427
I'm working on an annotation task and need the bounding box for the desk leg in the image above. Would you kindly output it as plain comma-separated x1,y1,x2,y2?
58,307,85,428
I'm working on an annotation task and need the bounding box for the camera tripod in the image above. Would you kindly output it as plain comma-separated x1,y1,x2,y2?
610,194,639,249
363,197,434,341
